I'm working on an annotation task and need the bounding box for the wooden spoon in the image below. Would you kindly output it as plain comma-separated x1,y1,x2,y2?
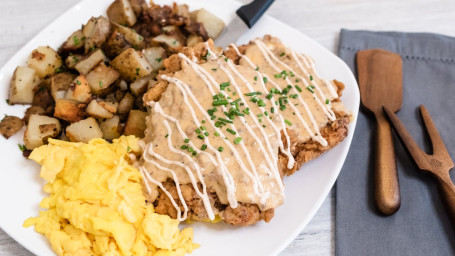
357,49,403,215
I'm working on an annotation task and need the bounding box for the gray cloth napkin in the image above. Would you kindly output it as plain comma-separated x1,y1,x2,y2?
336,29,455,256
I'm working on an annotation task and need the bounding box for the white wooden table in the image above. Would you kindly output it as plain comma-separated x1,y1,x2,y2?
1,0,454,255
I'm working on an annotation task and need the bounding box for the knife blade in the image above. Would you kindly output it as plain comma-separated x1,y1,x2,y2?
215,0,275,48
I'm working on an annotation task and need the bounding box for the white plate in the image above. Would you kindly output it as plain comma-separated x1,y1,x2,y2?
0,0,360,255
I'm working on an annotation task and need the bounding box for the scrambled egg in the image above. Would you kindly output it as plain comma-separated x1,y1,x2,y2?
24,136,199,256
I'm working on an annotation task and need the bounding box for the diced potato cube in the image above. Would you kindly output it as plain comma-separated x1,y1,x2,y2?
130,74,153,96
66,117,103,143
27,46,62,78
54,99,86,123
61,30,85,51
152,34,184,52
107,0,137,27
118,92,134,118
123,110,147,137
50,72,76,101
85,62,120,95
190,8,225,39
8,66,41,104
65,75,92,103
142,47,166,71
110,48,152,82
86,100,114,119
103,30,132,58
187,34,203,47
74,49,106,75
100,115,122,140
112,22,145,49
24,114,61,149
129,0,146,17
82,16,110,53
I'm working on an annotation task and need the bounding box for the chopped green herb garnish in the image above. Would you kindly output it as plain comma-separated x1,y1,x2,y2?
215,121,222,128
220,82,230,90
211,116,216,120
138,35,143,41
99,81,103,88
243,108,250,115
201,144,207,150
18,144,26,152
310,75,313,81
197,134,205,140
127,146,131,152
73,35,80,46
266,93,273,100
218,147,224,152
213,99,229,106
295,85,302,92
226,128,236,135
280,105,286,110
233,92,236,96
285,119,292,126
245,91,262,96
165,134,169,138
257,99,266,107
212,68,217,71
204,132,209,136
264,111,269,116
263,77,268,83
214,131,220,136
255,67,259,71
325,99,330,104
271,107,275,113
274,73,282,78
181,145,188,149
254,76,257,81
280,52,285,57
76,80,81,85
192,151,197,156
295,79,299,82
202,120,206,124
184,138,190,143
155,57,162,62
135,67,140,75
188,147,194,152
218,117,233,124
234,137,243,144
306,86,314,93
224,57,228,62
172,40,177,45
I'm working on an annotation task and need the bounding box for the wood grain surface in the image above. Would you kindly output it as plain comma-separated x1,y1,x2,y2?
1,0,455,255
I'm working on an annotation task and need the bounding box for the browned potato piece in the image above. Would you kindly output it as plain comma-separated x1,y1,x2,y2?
50,72,76,101
111,23,145,49
142,47,166,71
66,117,103,143
174,4,190,18
85,63,120,95
143,80,167,102
33,86,54,112
99,101,118,114
118,92,134,119
99,115,122,140
54,99,85,123
103,30,132,58
110,48,152,82
61,30,85,52
187,34,203,47
8,66,41,104
24,114,61,150
129,0,146,17
130,74,152,96
0,116,24,139
123,110,147,137
65,54,83,70
152,34,184,53
82,16,110,53
24,106,46,124
65,75,92,103
107,0,137,27
86,100,114,119
190,9,225,39
27,46,62,78
74,49,106,75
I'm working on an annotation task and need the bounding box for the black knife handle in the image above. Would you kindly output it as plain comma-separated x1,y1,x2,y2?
236,0,275,28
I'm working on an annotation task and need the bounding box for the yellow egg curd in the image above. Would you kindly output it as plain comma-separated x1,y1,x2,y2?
24,136,199,256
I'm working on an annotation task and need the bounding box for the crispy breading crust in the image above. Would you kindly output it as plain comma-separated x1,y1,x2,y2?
143,37,350,226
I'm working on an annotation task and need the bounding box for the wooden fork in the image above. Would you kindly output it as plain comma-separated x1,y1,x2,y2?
383,105,455,225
